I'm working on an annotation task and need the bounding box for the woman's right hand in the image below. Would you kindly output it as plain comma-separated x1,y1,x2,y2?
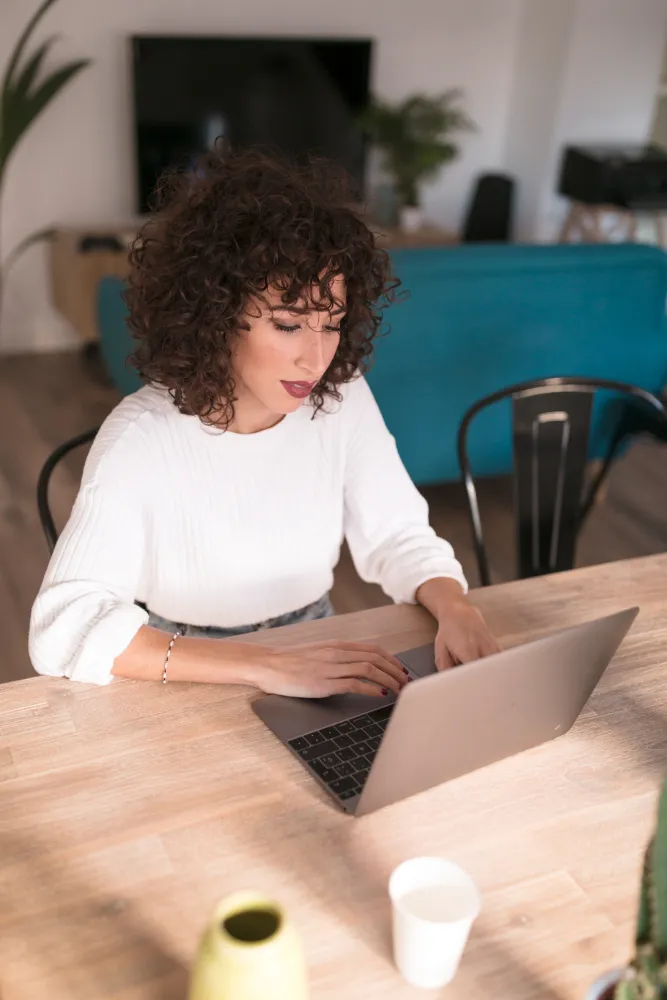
249,640,410,699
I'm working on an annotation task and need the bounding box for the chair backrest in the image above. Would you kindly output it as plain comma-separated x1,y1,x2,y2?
457,376,667,586
461,172,515,242
37,428,100,554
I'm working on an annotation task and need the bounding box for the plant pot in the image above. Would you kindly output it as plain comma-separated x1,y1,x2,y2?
399,205,424,233
586,968,623,1000
188,891,309,1000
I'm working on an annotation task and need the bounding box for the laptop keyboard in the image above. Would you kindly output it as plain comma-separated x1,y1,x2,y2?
288,704,394,803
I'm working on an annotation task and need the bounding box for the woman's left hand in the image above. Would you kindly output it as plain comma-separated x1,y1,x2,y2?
434,597,501,670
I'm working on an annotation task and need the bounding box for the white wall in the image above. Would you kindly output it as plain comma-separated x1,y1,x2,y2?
503,0,576,240
650,39,667,146
0,0,522,352
1,0,666,351
537,0,667,239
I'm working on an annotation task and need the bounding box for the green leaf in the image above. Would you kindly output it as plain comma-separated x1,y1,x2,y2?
358,89,475,205
637,847,652,946
0,59,90,177
22,59,91,124
12,36,60,102
1,226,56,276
1,35,58,153
652,778,667,954
1,0,60,95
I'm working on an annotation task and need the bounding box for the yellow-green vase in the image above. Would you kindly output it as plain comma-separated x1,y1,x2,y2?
188,891,309,1000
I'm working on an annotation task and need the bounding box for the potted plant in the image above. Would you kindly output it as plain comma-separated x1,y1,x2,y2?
360,90,474,233
588,773,667,999
0,0,90,336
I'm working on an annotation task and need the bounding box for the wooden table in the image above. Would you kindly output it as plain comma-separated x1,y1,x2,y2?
2,554,667,1000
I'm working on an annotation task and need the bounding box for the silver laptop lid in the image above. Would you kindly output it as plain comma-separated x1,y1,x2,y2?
356,606,638,816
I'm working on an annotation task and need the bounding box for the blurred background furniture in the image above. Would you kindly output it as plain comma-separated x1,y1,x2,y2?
457,376,667,585
559,201,667,246
461,172,515,242
368,242,667,483
372,222,457,249
49,226,135,344
97,275,142,395
37,427,99,553
557,143,667,246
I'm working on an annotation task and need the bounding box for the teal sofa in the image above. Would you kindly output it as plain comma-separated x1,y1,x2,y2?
97,276,142,396
97,243,667,484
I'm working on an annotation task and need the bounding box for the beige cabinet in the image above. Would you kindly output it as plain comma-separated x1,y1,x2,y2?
49,226,135,343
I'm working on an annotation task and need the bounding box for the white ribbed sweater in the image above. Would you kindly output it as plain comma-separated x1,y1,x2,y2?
29,375,467,685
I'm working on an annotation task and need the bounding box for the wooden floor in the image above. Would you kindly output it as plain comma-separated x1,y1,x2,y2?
2,351,667,685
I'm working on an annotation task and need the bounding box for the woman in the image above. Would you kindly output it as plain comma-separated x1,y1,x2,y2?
29,144,499,697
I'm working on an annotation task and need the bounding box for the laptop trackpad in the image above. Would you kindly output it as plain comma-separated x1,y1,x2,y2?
396,643,437,678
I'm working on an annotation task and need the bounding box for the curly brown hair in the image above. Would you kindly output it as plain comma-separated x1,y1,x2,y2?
126,141,401,426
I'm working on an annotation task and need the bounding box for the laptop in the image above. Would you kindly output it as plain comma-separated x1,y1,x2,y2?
252,606,638,816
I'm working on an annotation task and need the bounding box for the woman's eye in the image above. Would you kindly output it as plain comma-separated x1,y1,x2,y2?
273,323,342,334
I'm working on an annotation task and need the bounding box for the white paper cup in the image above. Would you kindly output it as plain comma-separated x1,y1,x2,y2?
389,857,481,989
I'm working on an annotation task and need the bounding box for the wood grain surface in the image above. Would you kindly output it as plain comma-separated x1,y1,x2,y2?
1,553,666,999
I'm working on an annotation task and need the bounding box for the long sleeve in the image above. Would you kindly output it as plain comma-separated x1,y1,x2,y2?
30,378,467,686
29,428,149,686
342,376,468,604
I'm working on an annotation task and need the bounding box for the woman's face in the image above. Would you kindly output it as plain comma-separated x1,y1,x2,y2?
230,274,345,432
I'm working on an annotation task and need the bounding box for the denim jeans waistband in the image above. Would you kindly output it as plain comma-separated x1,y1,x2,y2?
144,592,335,639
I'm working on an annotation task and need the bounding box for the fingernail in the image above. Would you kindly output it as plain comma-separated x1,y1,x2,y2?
402,667,409,675
381,688,388,696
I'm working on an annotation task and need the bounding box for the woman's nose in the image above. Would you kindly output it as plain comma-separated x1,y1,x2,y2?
297,333,326,375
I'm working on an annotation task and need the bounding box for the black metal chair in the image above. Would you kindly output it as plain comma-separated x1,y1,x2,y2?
37,427,100,554
457,376,667,586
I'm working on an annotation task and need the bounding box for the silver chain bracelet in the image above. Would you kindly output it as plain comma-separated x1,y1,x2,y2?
162,629,182,684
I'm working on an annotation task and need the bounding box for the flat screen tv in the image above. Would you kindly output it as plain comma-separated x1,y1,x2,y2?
131,35,373,214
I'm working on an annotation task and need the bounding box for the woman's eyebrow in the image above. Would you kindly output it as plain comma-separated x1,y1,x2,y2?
268,305,346,315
